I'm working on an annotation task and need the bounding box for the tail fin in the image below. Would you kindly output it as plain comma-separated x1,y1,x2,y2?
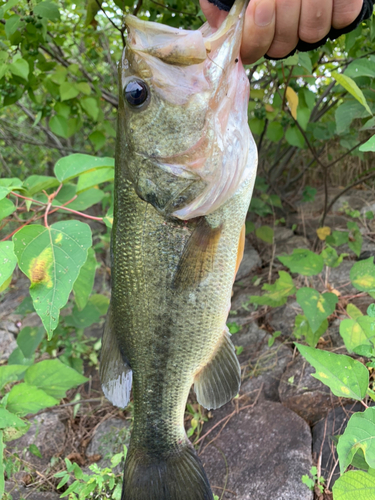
121,443,213,500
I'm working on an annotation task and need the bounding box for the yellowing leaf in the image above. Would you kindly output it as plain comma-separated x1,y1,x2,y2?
332,71,372,116
286,86,299,119
317,226,331,241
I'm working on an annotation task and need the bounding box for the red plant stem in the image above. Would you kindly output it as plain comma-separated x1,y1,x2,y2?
10,191,103,222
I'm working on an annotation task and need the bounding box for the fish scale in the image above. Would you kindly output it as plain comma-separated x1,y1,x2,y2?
99,0,257,498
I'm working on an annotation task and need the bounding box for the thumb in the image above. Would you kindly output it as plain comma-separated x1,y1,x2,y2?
200,0,228,29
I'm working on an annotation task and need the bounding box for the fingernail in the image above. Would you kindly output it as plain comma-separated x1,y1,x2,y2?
254,0,274,27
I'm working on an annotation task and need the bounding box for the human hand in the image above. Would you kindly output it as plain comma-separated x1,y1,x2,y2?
200,0,364,64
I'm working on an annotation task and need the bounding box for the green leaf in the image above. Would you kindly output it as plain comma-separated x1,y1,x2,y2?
0,197,16,221
5,15,21,39
34,2,61,21
24,359,87,399
0,0,20,17
296,288,338,333
255,225,274,244
73,248,97,310
75,82,91,95
66,293,109,328
250,271,296,307
0,408,27,430
337,408,375,472
6,383,59,416
335,100,369,135
339,316,375,353
285,126,305,148
325,230,349,247
359,135,375,152
245,221,255,234
54,154,114,183
9,58,29,80
278,248,324,276
332,71,372,116
85,0,103,25
29,443,42,458
347,303,363,320
76,167,114,193
266,122,284,142
66,188,104,211
345,58,375,79
298,52,312,73
332,471,375,499
7,348,34,367
321,246,347,268
293,315,328,347
0,241,17,289
49,115,69,138
347,221,362,257
0,365,26,391
89,130,106,151
23,175,60,196
80,97,99,120
350,258,375,297
296,344,369,400
60,82,80,101
17,326,45,359
13,221,92,338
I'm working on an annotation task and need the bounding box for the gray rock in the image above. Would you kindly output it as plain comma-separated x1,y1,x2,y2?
360,202,375,216
312,403,363,489
279,355,346,424
276,235,310,255
235,241,261,281
323,318,346,350
5,481,60,500
268,301,301,338
232,321,267,351
86,417,130,472
201,400,313,500
229,287,258,327
241,342,293,401
324,260,357,295
7,413,66,471
273,226,294,242
0,328,17,361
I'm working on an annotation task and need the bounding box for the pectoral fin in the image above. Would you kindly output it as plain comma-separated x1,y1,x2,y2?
99,304,132,409
173,217,222,290
194,329,241,410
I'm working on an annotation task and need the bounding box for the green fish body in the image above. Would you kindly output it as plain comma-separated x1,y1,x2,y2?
100,1,257,498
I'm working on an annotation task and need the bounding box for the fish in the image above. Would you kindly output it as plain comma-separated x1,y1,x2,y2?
99,0,257,498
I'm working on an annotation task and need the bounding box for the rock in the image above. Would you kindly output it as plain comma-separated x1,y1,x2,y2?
312,403,363,489
0,328,17,361
229,286,258,327
232,321,267,352
241,342,293,401
276,235,310,255
201,400,313,500
6,413,66,471
235,241,261,281
274,226,294,242
279,355,346,424
86,417,130,472
5,481,60,500
268,301,301,338
324,260,357,295
361,202,375,216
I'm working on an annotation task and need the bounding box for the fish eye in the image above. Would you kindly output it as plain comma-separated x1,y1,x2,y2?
124,79,149,108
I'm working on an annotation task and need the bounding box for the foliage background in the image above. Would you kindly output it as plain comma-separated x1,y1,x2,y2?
1,1,375,499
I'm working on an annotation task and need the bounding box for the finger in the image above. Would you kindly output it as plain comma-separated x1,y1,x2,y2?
332,0,363,29
299,0,332,43
199,0,228,30
240,0,276,65
266,0,301,59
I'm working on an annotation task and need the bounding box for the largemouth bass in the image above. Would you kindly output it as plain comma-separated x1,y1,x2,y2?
100,0,257,498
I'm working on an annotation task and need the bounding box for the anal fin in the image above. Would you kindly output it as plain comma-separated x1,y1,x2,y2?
194,329,241,410
99,304,132,408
